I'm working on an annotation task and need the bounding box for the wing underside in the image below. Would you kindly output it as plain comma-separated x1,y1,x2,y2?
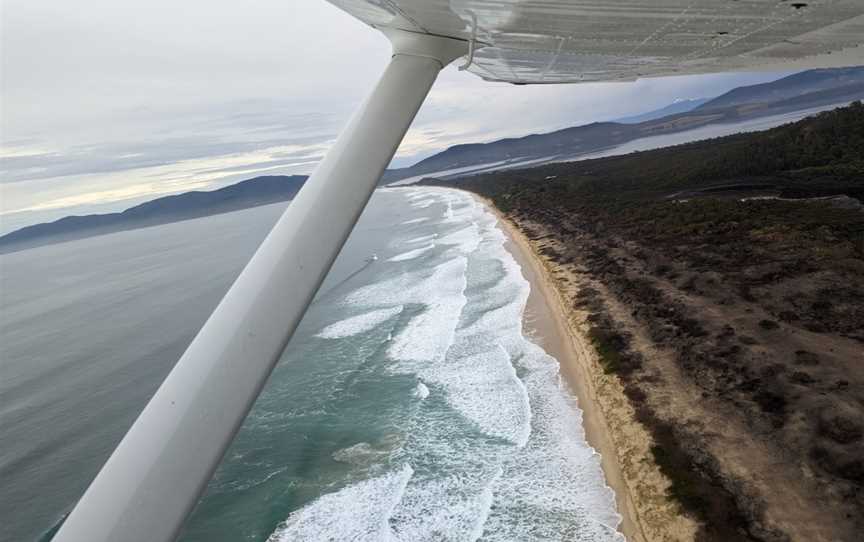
327,0,864,83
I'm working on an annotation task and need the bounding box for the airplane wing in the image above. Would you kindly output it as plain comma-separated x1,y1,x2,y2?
327,0,864,83
52,4,864,541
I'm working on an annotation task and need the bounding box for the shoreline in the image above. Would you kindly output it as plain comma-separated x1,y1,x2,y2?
474,194,646,541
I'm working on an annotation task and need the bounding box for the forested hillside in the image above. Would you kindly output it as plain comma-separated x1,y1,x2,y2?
428,102,864,541
458,101,864,208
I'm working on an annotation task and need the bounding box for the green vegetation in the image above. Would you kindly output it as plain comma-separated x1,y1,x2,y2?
650,443,706,511
587,327,627,374
426,102,864,541
431,103,864,341
445,100,864,205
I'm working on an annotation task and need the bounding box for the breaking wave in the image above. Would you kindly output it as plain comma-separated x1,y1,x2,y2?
266,465,414,541
388,243,435,262
266,187,622,541
316,306,403,339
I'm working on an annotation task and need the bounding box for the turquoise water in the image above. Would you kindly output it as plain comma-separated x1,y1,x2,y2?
1,188,622,541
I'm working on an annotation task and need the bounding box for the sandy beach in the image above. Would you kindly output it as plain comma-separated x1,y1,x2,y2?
423,105,864,541
475,193,697,542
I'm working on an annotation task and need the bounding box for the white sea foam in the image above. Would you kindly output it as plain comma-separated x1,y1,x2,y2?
401,217,428,225
302,187,622,540
404,191,430,201
388,243,434,262
412,381,429,400
390,467,503,542
343,246,469,367
468,467,501,541
436,223,481,253
404,234,435,245
267,465,414,542
412,188,622,539
316,306,403,339
479,342,624,541
333,442,395,466
387,257,468,364
418,343,531,446
411,198,436,209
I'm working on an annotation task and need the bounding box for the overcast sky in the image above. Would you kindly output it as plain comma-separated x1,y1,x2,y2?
0,0,789,233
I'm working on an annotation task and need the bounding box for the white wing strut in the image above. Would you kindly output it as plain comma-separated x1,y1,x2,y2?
53,29,466,542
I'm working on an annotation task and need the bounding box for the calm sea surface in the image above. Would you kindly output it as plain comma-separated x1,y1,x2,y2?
1,188,622,542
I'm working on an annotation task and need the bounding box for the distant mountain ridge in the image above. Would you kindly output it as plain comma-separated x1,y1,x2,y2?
0,175,307,254
612,98,711,124
382,66,864,183
696,67,864,110
4,66,864,254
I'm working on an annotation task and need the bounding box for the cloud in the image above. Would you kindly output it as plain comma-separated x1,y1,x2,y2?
6,180,213,214
0,134,331,183
0,0,790,225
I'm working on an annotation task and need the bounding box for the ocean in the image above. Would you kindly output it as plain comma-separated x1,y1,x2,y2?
0,187,622,541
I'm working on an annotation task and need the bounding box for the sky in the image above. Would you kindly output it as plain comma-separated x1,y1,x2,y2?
0,0,792,234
